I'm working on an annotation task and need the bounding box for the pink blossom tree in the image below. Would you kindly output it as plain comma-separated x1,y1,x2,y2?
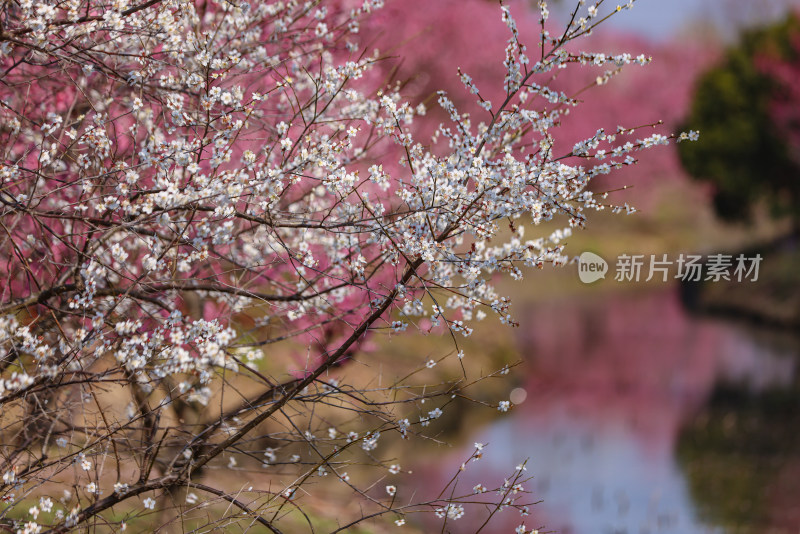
0,0,689,532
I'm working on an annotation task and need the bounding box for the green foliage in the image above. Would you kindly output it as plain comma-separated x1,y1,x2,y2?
677,381,800,531
678,15,800,224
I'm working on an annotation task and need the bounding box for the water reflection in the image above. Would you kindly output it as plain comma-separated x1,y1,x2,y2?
429,288,800,533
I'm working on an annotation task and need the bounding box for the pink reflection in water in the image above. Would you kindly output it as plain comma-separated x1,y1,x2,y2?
417,289,796,533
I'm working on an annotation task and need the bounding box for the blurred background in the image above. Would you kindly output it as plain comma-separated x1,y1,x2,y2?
363,0,800,532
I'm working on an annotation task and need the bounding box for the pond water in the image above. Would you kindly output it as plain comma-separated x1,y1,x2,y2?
423,288,800,533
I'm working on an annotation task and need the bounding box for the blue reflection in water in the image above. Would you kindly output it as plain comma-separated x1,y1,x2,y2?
473,411,716,533
430,289,798,534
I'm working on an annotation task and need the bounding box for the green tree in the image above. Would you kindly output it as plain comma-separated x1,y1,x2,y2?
678,15,800,231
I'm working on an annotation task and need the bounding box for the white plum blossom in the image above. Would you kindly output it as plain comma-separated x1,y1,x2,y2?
0,0,685,530
434,503,465,520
